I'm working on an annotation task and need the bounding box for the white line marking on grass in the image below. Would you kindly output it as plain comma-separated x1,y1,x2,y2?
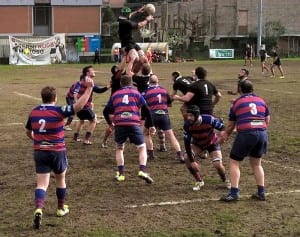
264,160,300,173
14,92,41,101
125,190,300,208
261,88,295,94
0,122,24,127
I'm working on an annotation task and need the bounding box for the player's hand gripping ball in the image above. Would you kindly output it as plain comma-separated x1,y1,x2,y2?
144,4,156,15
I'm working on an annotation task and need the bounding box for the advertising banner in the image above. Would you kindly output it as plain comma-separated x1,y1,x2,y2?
209,49,234,59
9,34,66,65
76,36,101,53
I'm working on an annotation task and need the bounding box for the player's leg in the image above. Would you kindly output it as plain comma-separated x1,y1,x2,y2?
144,127,155,160
144,117,156,159
164,129,184,163
83,108,97,144
54,151,69,215
73,110,85,141
157,129,167,151
186,144,204,191
278,65,284,77
229,158,240,191
249,157,266,200
270,64,275,77
33,150,51,229
114,126,127,181
101,125,113,148
130,125,153,183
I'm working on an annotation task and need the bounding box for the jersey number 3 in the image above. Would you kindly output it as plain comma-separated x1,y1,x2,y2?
249,103,258,115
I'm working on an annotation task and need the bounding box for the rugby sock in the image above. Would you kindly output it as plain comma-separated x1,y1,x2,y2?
147,149,154,157
257,185,265,195
73,132,79,140
139,165,146,172
158,130,166,148
176,151,183,158
35,189,46,209
118,165,124,175
85,131,92,140
65,117,73,126
56,188,67,209
230,187,240,196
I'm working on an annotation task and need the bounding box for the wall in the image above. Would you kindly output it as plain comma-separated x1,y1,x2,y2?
0,6,33,35
53,6,100,35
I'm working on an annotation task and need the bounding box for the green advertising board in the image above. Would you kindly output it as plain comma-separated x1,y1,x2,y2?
209,49,234,58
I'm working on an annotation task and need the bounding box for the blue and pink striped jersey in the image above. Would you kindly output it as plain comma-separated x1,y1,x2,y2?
106,86,147,126
66,81,80,100
229,93,269,132
25,104,74,151
77,77,108,108
77,78,94,108
184,115,223,148
142,85,171,114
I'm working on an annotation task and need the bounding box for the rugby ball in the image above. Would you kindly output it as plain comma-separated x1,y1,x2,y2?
144,4,155,15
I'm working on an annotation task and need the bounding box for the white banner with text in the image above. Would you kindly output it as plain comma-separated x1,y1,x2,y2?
9,34,66,65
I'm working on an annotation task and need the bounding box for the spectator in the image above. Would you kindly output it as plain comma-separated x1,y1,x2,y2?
93,48,100,64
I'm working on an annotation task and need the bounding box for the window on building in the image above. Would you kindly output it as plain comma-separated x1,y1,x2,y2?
33,5,51,36
34,6,50,25
238,10,248,35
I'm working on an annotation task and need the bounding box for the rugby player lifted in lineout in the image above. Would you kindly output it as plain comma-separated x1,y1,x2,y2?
118,6,153,76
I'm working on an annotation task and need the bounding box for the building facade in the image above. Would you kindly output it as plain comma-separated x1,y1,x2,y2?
1,0,299,59
0,0,103,36
153,0,300,57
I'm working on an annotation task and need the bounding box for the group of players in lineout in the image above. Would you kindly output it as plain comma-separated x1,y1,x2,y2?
25,5,271,229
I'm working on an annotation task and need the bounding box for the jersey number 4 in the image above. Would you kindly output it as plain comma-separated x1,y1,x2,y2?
122,95,129,104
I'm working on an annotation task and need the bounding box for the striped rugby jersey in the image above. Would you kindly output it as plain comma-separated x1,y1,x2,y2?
142,85,171,114
184,114,223,148
107,86,147,126
229,93,269,132
26,104,74,151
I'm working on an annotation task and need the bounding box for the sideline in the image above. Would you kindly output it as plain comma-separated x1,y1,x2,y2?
125,189,300,208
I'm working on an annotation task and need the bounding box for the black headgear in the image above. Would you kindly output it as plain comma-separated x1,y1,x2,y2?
172,71,181,80
111,65,118,75
187,105,200,122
